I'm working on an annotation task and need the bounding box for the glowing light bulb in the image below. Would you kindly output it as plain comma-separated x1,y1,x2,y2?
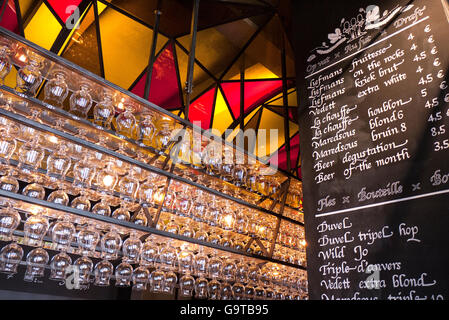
103,175,114,187
18,54,27,62
48,136,58,144
117,98,125,111
223,214,234,227
300,240,307,247
153,190,164,204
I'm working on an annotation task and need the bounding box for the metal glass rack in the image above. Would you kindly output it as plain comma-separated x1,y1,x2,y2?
0,25,307,299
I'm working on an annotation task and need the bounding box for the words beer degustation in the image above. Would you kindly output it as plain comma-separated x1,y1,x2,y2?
297,0,449,300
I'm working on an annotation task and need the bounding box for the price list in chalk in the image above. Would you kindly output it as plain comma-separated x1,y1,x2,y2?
302,1,449,213
410,25,449,154
297,0,449,300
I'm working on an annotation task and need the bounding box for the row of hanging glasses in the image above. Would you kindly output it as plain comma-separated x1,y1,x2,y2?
278,221,306,250
273,221,307,266
0,202,308,299
0,243,307,299
286,180,303,210
0,172,304,265
0,38,308,298
0,114,306,264
0,42,305,210
0,88,296,222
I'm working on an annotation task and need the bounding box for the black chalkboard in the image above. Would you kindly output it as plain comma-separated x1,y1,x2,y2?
293,0,449,300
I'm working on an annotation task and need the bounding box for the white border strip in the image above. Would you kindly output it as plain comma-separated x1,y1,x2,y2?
305,16,430,79
315,188,449,218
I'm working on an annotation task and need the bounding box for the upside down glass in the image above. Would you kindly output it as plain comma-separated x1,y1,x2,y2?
18,136,45,174
70,191,91,212
24,247,49,281
49,252,72,281
101,228,122,260
163,271,177,294
112,206,131,222
94,260,114,287
115,102,137,139
0,242,23,274
0,44,12,85
22,178,46,200
74,255,93,286
69,82,93,119
77,224,100,256
140,238,158,267
195,277,209,299
154,117,174,153
139,111,156,147
0,204,21,241
122,231,142,264
44,70,69,108
0,126,17,175
150,268,165,293
221,282,233,300
72,154,97,189
232,282,245,300
47,185,70,206
47,144,72,180
24,211,49,247
179,273,195,297
93,91,115,130
208,279,221,300
51,215,75,252
115,261,133,287
132,266,150,291
15,52,43,96
0,169,19,193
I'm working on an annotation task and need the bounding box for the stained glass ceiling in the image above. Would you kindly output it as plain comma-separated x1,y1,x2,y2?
0,0,300,179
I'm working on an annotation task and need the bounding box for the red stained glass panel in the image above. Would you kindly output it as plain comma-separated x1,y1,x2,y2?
188,86,216,129
269,133,299,171
0,1,19,34
221,80,283,119
47,0,82,23
131,43,182,110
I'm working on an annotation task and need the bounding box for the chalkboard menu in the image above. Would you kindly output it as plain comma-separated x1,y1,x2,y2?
294,0,449,300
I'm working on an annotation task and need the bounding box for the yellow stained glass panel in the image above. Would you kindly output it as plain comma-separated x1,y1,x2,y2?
175,44,215,101
97,1,107,15
256,109,297,158
57,4,91,55
212,90,233,134
99,8,167,89
18,0,34,20
244,106,261,125
229,63,278,80
170,110,184,119
24,3,62,50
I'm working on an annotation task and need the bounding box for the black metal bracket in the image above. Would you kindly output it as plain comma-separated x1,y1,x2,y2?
143,0,163,100
269,177,291,258
184,0,200,118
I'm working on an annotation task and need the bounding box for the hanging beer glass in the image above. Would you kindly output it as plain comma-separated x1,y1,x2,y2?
15,51,43,96
44,70,69,108
69,81,93,119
